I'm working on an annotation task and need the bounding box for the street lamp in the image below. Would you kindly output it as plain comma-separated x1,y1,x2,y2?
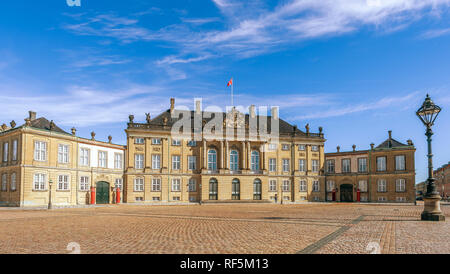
416,94,445,221
48,179,53,210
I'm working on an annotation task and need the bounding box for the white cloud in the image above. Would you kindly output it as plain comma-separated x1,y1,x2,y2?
421,27,450,39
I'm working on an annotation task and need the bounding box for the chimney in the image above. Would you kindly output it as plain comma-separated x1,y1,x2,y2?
271,106,279,120
195,99,202,115
352,144,356,152
29,111,36,121
388,130,392,140
249,105,256,118
337,146,340,153
170,98,175,113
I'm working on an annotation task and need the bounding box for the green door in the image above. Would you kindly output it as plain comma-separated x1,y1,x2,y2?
96,182,110,204
340,184,353,202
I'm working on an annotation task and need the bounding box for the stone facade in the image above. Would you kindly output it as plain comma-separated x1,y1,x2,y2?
434,162,450,199
324,131,416,203
124,99,326,204
0,112,125,207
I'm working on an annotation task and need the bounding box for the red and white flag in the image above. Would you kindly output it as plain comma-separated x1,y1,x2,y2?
227,78,233,87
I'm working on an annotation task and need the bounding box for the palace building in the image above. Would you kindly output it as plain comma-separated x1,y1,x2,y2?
434,162,450,199
124,98,326,204
324,131,416,203
0,111,125,207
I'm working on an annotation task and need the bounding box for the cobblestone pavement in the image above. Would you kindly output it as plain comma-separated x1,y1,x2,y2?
0,202,448,254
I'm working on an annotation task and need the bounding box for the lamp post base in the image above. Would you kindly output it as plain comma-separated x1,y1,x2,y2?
421,195,445,221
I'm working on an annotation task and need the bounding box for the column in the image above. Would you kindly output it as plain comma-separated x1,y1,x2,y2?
225,141,229,169
241,141,246,169
247,141,251,170
220,140,224,169
203,139,207,169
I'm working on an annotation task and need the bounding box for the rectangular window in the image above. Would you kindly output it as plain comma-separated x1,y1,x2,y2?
188,178,197,192
12,140,17,161
114,153,123,169
57,175,69,190
299,180,307,192
172,178,181,192
2,142,8,162
269,158,276,172
299,159,306,172
34,141,47,161
135,138,145,144
298,144,306,151
135,154,144,169
281,144,290,151
152,197,160,201
312,180,320,192
115,178,123,190
268,143,277,151
134,178,144,192
311,160,319,172
377,157,387,172
326,160,335,173
188,156,196,170
58,144,69,164
1,174,7,191
342,159,351,173
10,173,16,191
358,158,367,173
396,179,406,192
326,181,335,192
80,176,90,191
395,155,406,171
151,178,161,192
172,155,181,170
282,180,290,192
33,173,46,190
282,159,290,172
152,155,161,169
359,180,368,192
188,140,197,147
98,151,107,168
80,148,90,166
172,139,181,146
152,138,161,145
269,180,277,192
377,179,387,192
311,145,319,152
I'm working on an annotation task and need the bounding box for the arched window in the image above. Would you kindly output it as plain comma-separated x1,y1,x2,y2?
10,173,16,191
251,151,260,171
253,179,262,200
208,149,217,171
232,179,240,200
209,178,218,200
230,150,239,171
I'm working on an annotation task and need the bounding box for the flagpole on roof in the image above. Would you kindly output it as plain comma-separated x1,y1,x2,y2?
231,77,234,107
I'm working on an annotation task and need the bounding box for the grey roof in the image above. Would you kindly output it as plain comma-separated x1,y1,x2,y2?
376,138,409,149
28,117,69,135
142,109,317,137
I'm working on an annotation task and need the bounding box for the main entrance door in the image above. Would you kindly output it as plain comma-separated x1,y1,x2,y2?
340,184,353,202
96,182,110,204
232,179,240,200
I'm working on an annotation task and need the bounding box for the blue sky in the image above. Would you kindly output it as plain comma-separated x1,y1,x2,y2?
1,0,449,183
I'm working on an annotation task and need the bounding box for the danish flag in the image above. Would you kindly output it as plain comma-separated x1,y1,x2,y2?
227,78,233,87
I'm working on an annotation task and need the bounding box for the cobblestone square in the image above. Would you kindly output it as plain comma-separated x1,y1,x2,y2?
0,203,448,254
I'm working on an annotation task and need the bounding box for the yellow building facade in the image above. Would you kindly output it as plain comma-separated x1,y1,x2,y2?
124,99,326,204
0,111,125,207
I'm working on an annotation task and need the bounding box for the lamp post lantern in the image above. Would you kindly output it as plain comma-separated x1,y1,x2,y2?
48,179,54,210
416,94,445,221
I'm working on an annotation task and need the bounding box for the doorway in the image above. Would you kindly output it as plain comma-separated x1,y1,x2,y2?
340,184,353,202
96,181,110,204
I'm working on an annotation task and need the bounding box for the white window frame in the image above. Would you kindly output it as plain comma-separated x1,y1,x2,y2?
134,177,144,192
152,138,161,145
377,156,387,172
298,144,306,151
172,139,181,146
57,175,69,191
208,149,217,171
172,178,181,192
79,148,90,166
311,160,319,172
396,179,406,192
326,160,335,173
34,141,47,161
312,180,320,192
358,158,367,173
311,145,319,152
299,180,307,192
230,150,239,171
281,144,290,151
282,159,290,172
282,180,290,192
152,154,161,169
1,174,7,191
58,144,69,164
269,179,277,192
269,158,276,172
326,180,335,192
79,176,90,191
342,159,351,173
188,156,196,170
12,140,17,161
98,151,108,168
10,173,16,191
268,143,277,151
172,155,181,170
135,154,144,169
250,151,260,171
135,138,145,144
395,155,406,171
3,142,8,162
299,159,306,172
151,178,161,192
33,173,46,190
114,153,123,169
378,179,387,192
115,178,123,190
358,180,368,192
188,178,197,192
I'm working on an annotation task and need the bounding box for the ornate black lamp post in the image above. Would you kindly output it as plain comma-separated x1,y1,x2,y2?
48,179,53,210
416,94,445,221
